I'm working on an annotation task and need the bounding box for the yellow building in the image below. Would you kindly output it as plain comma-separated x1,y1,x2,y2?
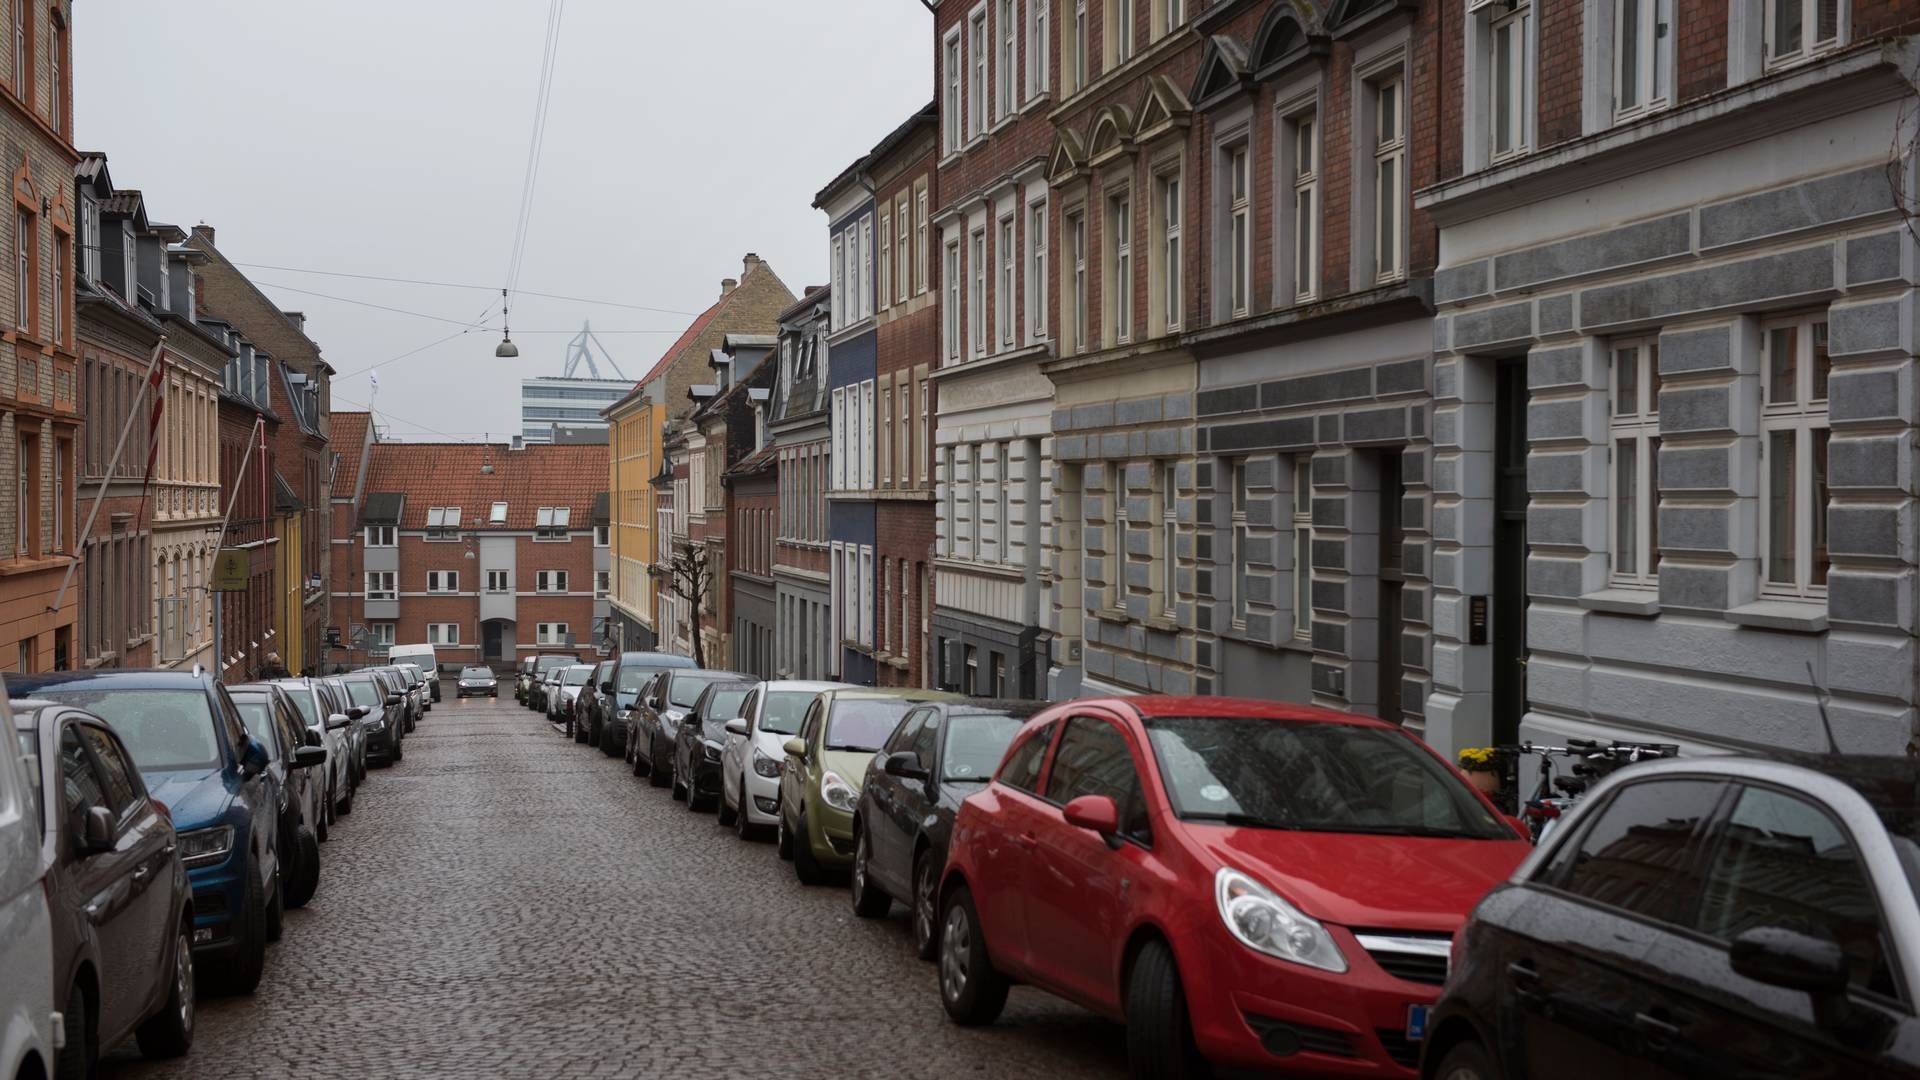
603,255,794,651
273,488,303,674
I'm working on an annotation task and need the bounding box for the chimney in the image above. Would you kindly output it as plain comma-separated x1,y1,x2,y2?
191,224,215,246
719,277,738,298
742,253,763,276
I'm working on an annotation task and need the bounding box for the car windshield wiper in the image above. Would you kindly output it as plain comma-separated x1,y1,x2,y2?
1180,811,1307,830
824,744,880,753
1306,823,1489,839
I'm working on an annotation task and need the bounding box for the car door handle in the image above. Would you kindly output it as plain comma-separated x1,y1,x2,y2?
1633,1011,1681,1047
162,841,176,855
1015,831,1037,850
132,865,150,883
1506,961,1545,1007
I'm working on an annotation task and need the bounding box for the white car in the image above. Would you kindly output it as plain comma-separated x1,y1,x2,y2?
0,689,55,1080
273,678,358,823
548,665,596,723
718,680,851,838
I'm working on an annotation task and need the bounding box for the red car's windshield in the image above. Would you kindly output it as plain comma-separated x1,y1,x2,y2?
1143,716,1510,839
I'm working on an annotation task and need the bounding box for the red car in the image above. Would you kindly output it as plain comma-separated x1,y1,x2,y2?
935,696,1531,1078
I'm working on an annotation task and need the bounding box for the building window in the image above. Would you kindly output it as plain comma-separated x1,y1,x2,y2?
894,194,911,303
1760,316,1831,597
860,547,874,649
1108,460,1127,603
1071,0,1089,91
425,506,463,540
534,506,570,539
1288,111,1318,303
365,571,396,601
1110,0,1135,65
14,432,32,556
996,0,1016,123
1488,0,1530,160
51,438,63,553
997,216,1015,348
594,523,609,546
1160,0,1185,36
486,569,509,593
970,444,986,561
969,228,987,359
1609,341,1662,586
50,232,63,345
1068,209,1088,353
916,184,931,292
1372,76,1406,282
1292,458,1312,639
1764,0,1841,69
1027,0,1049,98
997,443,1013,564
488,500,508,524
364,525,395,547
968,7,988,140
1227,143,1250,317
1026,199,1048,341
1108,191,1132,344
596,570,610,598
918,377,931,486
1229,459,1248,627
830,234,846,328
1154,170,1181,334
537,570,569,593
1615,0,1673,118
878,211,892,311
371,623,395,646
14,209,28,332
1159,460,1177,616
943,29,963,154
860,216,874,320
427,570,458,593
943,448,958,556
428,623,459,646
47,17,58,133
944,239,962,364
537,622,570,646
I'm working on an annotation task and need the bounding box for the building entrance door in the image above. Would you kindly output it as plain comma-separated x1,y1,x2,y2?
1492,360,1529,745
483,620,506,663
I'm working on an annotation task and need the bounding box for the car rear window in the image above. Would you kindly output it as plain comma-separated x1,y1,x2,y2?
343,680,382,708
283,688,319,727
943,712,1026,781
825,699,916,752
669,673,737,709
563,667,593,686
703,687,751,720
27,688,222,774
232,697,280,756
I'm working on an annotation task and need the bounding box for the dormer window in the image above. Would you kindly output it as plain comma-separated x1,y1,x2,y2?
535,506,571,540
488,501,508,525
425,506,462,540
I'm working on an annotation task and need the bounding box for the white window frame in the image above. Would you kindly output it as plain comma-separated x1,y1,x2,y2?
1071,0,1089,92
878,210,892,312
1763,0,1843,70
1489,1,1531,162
1027,0,1050,99
860,546,874,648
486,569,509,593
996,0,1016,123
594,524,609,546
1111,0,1135,66
997,442,1013,564
537,622,571,646
894,194,911,304
1292,458,1312,639
1026,198,1048,342
1229,458,1249,628
968,6,989,141
427,623,459,647
1109,460,1128,605
1154,168,1182,334
1607,340,1662,587
944,239,963,365
363,524,395,547
831,234,846,329
1069,208,1089,353
916,185,931,293
1227,143,1251,317
371,623,396,646
595,570,610,598
969,227,987,359
943,29,964,155
488,500,508,524
997,214,1016,348
1372,75,1407,284
1759,314,1831,599
365,571,396,601
1613,0,1674,120
427,570,458,594
860,215,874,320
1158,460,1177,617
537,569,569,594
1108,190,1132,345
1287,107,1319,304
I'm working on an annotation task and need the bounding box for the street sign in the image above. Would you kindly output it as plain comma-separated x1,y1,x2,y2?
211,548,249,592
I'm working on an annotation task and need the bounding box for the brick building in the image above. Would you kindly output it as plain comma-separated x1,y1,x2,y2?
869,104,939,688
770,286,834,680
215,343,277,682
0,0,79,673
331,438,606,668
689,332,774,675
325,410,374,666
604,254,793,653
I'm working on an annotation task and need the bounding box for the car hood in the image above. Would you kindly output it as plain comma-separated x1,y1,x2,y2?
145,767,234,830
561,686,583,700
1185,827,1530,932
821,749,878,789
751,731,792,759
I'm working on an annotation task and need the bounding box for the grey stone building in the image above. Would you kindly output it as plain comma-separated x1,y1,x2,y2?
771,287,834,681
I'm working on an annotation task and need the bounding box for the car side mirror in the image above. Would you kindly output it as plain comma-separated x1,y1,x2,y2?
1063,794,1122,848
385,693,401,706
1731,926,1850,997
327,714,352,731
291,745,328,770
240,736,271,778
348,707,367,720
724,719,748,737
304,726,324,748
783,737,807,759
883,750,928,781
601,681,614,693
79,805,115,855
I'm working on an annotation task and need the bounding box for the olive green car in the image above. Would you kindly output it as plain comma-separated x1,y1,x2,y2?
776,687,962,885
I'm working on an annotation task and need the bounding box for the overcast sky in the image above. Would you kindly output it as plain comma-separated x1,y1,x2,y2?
76,0,930,441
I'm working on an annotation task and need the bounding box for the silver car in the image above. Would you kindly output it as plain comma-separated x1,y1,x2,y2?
548,665,595,723
272,678,359,820
718,680,851,838
455,666,499,698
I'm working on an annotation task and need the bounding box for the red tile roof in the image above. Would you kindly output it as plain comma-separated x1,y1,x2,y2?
331,411,372,493
361,441,608,530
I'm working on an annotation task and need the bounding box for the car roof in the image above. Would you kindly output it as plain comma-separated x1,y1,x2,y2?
619,651,695,666
943,699,1050,719
672,668,750,680
1110,694,1396,729
824,687,963,704
759,680,853,693
10,669,213,694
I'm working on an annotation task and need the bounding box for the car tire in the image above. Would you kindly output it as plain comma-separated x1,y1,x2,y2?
225,870,267,994
912,851,939,961
1432,1039,1498,1080
1125,939,1211,1080
734,781,757,841
265,869,284,944
717,780,738,827
648,743,671,789
792,809,825,886
316,791,331,843
850,827,890,917
775,800,794,860
338,780,353,817
939,884,1009,1027
135,924,195,1059
56,983,93,1080
393,734,405,764
286,824,321,909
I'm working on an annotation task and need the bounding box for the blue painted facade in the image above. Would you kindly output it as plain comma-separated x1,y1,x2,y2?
818,172,879,687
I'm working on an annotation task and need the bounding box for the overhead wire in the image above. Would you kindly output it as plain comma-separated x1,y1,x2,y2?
227,261,702,317
503,0,567,312
252,278,683,335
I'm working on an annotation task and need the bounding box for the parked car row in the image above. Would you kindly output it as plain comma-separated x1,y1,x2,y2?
538,655,1920,1078
0,661,435,1080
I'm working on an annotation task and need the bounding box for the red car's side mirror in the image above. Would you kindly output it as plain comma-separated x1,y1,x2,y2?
1063,794,1120,841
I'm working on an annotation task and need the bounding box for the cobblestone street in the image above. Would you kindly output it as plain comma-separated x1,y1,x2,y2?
98,693,1127,1079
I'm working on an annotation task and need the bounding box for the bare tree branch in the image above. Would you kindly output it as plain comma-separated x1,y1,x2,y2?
666,540,713,668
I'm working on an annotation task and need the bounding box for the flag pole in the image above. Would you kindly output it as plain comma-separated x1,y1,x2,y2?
209,417,265,678
49,337,166,615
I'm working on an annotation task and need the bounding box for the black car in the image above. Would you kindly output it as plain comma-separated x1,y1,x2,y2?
630,668,752,789
230,686,326,910
849,699,1040,957
454,665,499,698
523,655,577,714
598,651,697,756
513,657,538,704
571,660,615,743
337,673,405,766
669,680,756,812
1422,752,1920,1080
12,700,196,1072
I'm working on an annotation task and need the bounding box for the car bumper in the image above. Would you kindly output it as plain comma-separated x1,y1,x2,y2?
186,861,248,951
688,758,723,797
456,684,497,696
743,768,781,824
1182,930,1439,1076
605,716,630,743
364,727,398,758
808,798,857,866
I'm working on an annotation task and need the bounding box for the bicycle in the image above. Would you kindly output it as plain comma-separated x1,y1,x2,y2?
1495,739,1679,844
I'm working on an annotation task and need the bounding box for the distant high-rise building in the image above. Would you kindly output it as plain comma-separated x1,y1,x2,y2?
520,376,632,443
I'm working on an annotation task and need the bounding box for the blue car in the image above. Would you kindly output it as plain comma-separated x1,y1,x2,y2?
11,669,310,995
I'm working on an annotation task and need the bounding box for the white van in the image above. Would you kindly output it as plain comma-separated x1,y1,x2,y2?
388,644,440,703
0,689,55,1080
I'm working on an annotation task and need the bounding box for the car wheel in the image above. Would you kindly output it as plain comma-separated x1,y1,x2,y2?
939,884,1009,1026
1125,939,1211,1080
222,868,267,995
912,851,939,961
850,826,890,917
286,824,320,909
316,791,331,843
775,799,794,860
734,781,757,841
1433,1039,1499,1080
265,868,284,943
338,779,354,816
648,742,671,789
393,734,405,764
135,924,195,1059
55,983,93,1080
716,778,738,827
792,809,825,886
